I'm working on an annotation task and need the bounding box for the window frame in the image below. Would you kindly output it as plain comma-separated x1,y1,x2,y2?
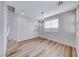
44,19,59,32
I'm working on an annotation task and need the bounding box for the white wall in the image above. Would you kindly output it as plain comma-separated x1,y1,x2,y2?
0,2,5,56
7,11,38,41
39,10,76,47
76,4,79,57
7,11,17,40
17,15,38,41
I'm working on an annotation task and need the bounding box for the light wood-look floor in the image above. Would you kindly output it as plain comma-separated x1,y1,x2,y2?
7,37,77,57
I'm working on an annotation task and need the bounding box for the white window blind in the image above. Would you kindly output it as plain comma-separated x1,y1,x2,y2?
44,19,59,32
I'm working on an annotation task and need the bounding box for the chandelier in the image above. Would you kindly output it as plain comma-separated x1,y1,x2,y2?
38,11,44,23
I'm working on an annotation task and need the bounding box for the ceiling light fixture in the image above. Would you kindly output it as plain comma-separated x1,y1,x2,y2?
38,11,44,23
57,1,63,6
41,11,44,20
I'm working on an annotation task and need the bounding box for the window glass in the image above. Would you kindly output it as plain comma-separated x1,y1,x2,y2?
44,19,59,29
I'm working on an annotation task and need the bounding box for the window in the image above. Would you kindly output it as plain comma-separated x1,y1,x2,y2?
44,19,59,32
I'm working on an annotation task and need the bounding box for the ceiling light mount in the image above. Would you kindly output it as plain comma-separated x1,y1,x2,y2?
57,1,63,6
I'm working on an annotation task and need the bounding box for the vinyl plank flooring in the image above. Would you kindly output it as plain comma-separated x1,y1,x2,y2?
7,37,77,57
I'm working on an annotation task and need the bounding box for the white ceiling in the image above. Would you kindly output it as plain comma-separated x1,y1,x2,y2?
6,1,78,20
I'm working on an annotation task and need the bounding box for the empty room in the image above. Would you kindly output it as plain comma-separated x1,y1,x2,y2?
0,1,79,57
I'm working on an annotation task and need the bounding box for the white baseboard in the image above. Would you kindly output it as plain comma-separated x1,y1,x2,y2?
39,35,76,48
17,35,39,42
